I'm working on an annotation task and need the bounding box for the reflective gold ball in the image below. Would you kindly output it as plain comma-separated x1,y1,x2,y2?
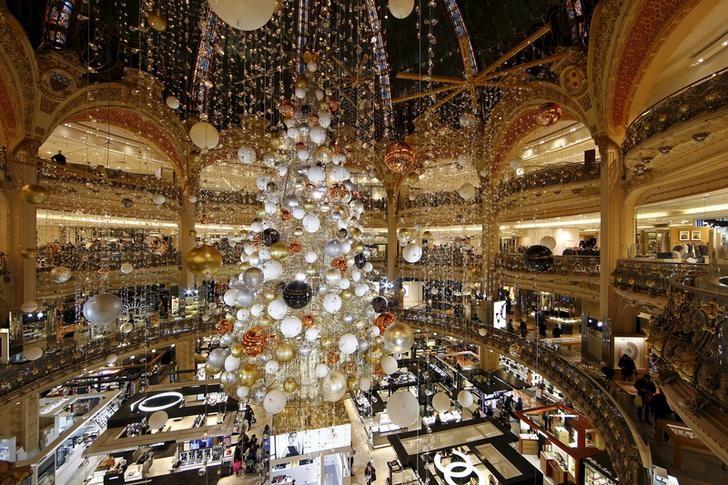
237,364,261,386
340,289,353,300
283,377,300,393
21,184,49,204
259,315,274,327
269,241,290,261
365,343,383,364
185,244,223,276
147,11,168,32
320,336,335,350
347,376,359,392
275,342,296,363
230,342,244,358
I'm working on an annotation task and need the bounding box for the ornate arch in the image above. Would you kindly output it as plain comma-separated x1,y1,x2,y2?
0,2,39,149
480,81,591,176
42,72,191,184
588,0,709,139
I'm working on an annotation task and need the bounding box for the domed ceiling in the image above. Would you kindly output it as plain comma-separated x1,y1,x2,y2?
9,0,590,139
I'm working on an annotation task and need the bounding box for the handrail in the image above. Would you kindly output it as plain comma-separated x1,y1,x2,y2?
37,159,181,199
624,66,728,153
36,246,181,272
396,308,651,484
497,253,601,276
0,316,213,404
495,160,600,201
612,259,727,296
398,190,482,210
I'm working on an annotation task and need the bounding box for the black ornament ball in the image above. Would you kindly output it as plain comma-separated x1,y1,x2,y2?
262,228,280,246
523,245,554,272
354,252,367,269
121,198,133,208
283,280,313,309
372,296,388,313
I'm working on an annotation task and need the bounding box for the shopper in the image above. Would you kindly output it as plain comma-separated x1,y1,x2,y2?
506,319,515,334
348,450,356,476
515,397,523,412
551,324,562,338
618,353,636,381
651,389,671,423
634,373,656,424
538,317,547,338
365,461,377,484
244,404,254,428
519,320,528,339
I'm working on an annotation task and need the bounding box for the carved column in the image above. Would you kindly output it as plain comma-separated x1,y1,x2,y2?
178,194,197,291
597,137,634,362
7,139,41,309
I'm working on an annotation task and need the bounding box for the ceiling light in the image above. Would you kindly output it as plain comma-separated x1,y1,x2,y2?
682,204,728,215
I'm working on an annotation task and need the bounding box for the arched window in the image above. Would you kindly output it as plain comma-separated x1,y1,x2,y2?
44,0,76,49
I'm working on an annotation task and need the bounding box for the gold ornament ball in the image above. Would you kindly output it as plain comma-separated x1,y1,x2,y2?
269,241,290,261
352,242,364,253
147,11,168,32
185,244,223,276
21,184,49,204
230,342,244,358
259,315,274,327
340,289,353,300
347,376,359,392
320,335,335,350
275,342,296,363
205,363,219,375
238,364,261,386
365,343,383,364
283,377,300,393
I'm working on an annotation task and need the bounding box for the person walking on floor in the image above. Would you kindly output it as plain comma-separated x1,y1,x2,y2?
365,461,377,484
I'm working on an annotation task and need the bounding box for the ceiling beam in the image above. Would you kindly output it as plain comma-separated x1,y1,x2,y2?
473,24,552,82
392,84,462,104
476,51,570,84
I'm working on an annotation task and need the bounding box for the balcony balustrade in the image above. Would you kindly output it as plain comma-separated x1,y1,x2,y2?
496,253,600,276
36,245,181,273
495,160,600,201
611,259,728,296
398,190,481,211
623,67,728,154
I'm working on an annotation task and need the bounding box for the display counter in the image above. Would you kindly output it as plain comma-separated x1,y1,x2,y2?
518,433,539,455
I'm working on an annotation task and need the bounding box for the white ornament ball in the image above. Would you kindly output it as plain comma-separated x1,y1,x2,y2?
223,289,240,307
265,360,280,375
402,242,423,263
207,347,228,369
309,127,326,144
457,390,474,408
263,390,287,415
280,316,303,338
387,391,419,427
149,410,169,429
307,166,325,183
432,392,451,413
189,121,219,150
304,250,318,263
322,293,342,313
388,0,415,19
303,213,321,233
165,95,180,109
338,334,358,355
305,327,321,342
120,262,134,274
24,346,43,361
380,355,398,375
315,363,330,378
237,146,256,164
209,0,277,31
224,355,241,372
267,299,288,320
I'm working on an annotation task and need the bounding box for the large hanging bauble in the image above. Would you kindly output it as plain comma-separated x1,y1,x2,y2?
457,390,474,408
165,95,180,109
372,296,388,313
82,293,123,324
539,236,557,251
21,184,49,204
432,392,451,413
383,322,415,353
243,267,265,286
387,391,419,427
523,245,554,272
263,389,287,414
321,368,348,402
274,342,296,363
283,377,300,393
185,245,223,276
458,182,477,201
24,346,43,361
237,146,256,164
375,312,397,333
280,316,303,338
383,141,416,174
207,347,228,369
209,0,276,31
338,333,358,355
267,299,288,320
189,121,219,149
388,0,415,19
402,242,423,263
148,410,169,430
242,326,268,356
49,266,72,284
380,355,398,375
323,293,342,313
237,363,261,386
283,281,313,309
120,262,134,274
262,228,280,246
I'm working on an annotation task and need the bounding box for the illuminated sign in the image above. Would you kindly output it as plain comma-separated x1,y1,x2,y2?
130,391,185,412
434,450,486,485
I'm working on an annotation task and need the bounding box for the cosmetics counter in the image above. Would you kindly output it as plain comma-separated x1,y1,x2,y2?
500,356,565,403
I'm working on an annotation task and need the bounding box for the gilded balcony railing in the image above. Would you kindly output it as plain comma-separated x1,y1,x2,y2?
36,246,181,272
0,316,214,404
496,253,600,276
623,67,728,154
396,308,649,484
611,259,728,296
398,190,482,211
196,190,259,205
38,159,181,199
495,160,600,201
